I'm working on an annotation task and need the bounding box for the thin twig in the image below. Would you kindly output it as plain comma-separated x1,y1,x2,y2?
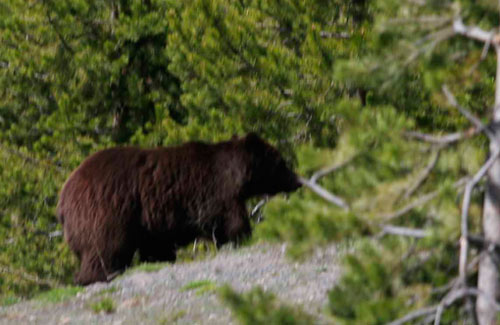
319,31,350,39
442,85,495,140
387,306,438,325
459,146,500,284
403,128,479,145
250,196,269,223
0,143,68,173
453,18,498,44
403,149,441,199
310,154,359,183
381,177,469,221
379,225,428,238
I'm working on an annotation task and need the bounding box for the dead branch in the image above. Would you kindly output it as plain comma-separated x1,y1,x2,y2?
403,149,441,199
310,154,359,183
250,196,269,223
403,128,480,144
387,306,438,325
453,18,498,44
319,31,350,39
299,177,350,211
404,27,455,66
381,177,468,221
390,286,500,325
379,225,428,238
459,146,500,284
468,234,500,253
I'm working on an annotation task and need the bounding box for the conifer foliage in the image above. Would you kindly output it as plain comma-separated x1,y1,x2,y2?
1,0,500,324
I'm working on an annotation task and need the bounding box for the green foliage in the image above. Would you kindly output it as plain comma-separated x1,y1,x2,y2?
0,295,21,307
176,239,218,262
90,297,115,314
219,285,315,325
0,0,494,323
33,286,83,304
158,310,187,324
126,262,170,274
181,280,217,296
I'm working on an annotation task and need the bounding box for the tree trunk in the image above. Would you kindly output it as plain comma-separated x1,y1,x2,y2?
476,45,500,325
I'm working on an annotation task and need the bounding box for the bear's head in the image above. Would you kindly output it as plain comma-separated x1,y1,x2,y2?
242,133,302,197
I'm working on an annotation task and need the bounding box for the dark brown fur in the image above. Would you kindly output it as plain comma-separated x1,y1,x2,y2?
57,133,301,285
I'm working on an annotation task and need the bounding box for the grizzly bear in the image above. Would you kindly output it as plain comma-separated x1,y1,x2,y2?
57,133,301,285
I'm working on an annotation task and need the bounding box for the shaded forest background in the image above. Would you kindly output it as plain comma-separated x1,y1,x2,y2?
1,0,499,323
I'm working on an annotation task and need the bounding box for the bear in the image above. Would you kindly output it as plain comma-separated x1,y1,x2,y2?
57,133,302,285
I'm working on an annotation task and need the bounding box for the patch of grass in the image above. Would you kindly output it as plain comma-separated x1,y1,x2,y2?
180,279,217,296
95,286,118,296
33,286,83,304
130,262,170,273
158,310,187,324
177,239,217,262
90,297,115,314
1,295,21,306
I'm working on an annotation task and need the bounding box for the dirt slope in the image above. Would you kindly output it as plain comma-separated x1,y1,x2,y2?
0,243,341,325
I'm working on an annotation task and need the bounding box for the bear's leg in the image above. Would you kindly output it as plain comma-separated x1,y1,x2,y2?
215,201,251,247
138,236,176,263
74,241,136,286
74,251,108,286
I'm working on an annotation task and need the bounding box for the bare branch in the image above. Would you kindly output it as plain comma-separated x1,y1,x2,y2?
403,149,440,199
381,177,469,221
453,18,496,44
468,234,500,253
387,306,438,325
379,225,428,238
310,154,359,183
459,146,500,284
319,31,350,39
403,128,480,144
250,196,269,223
299,177,350,211
405,27,455,66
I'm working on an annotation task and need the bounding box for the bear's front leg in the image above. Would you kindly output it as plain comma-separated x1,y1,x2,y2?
214,201,251,248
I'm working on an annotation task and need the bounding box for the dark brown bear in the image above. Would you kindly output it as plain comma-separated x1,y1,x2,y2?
57,133,301,285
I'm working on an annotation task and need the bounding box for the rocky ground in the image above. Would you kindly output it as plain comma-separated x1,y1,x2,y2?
0,243,342,325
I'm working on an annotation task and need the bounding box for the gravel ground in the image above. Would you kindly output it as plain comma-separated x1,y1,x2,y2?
0,243,342,325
